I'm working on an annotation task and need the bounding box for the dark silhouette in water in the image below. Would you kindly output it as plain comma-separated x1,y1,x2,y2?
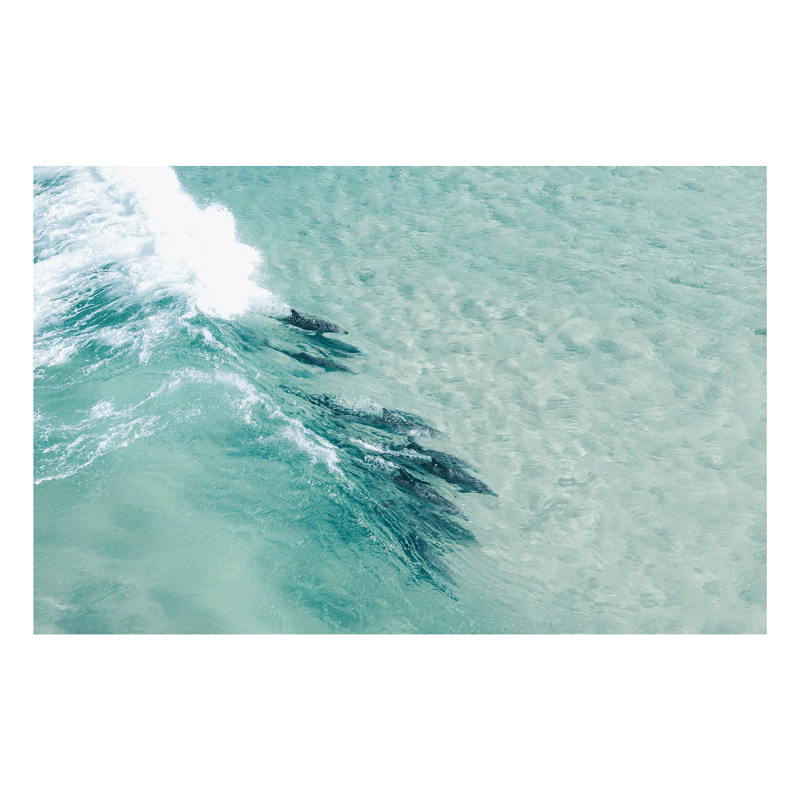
239,333,354,374
291,392,447,439
280,308,348,335
297,334,363,356
226,307,358,373
377,408,447,439
270,347,355,374
387,443,496,495
424,457,495,495
400,501,477,545
373,499,466,586
391,468,468,519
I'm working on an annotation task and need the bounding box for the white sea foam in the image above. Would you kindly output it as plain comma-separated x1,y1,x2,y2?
363,453,397,471
89,400,117,419
345,398,385,416
165,367,272,416
34,379,176,484
94,167,286,319
275,419,344,478
33,338,79,369
161,367,343,473
348,437,385,453
34,415,163,484
34,167,288,346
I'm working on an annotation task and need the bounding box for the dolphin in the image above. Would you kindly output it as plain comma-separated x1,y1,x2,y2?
388,444,496,495
302,335,363,356
404,502,478,545
280,390,447,438
424,458,496,495
391,468,468,519
280,308,348,335
255,338,355,373
378,409,447,439
271,347,355,374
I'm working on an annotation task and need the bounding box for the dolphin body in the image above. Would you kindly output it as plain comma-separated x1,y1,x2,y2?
280,308,348,335
424,458,496,495
377,409,447,439
283,390,447,439
253,336,355,374
271,347,355,374
404,502,478,545
305,336,363,356
389,443,496,495
391,468,468,520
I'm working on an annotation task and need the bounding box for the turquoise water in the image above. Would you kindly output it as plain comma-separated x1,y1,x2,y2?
33,166,766,633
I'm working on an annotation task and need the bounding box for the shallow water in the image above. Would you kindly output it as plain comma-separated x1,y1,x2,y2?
33,166,766,633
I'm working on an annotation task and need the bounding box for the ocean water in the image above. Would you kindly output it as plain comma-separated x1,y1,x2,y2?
33,166,766,634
